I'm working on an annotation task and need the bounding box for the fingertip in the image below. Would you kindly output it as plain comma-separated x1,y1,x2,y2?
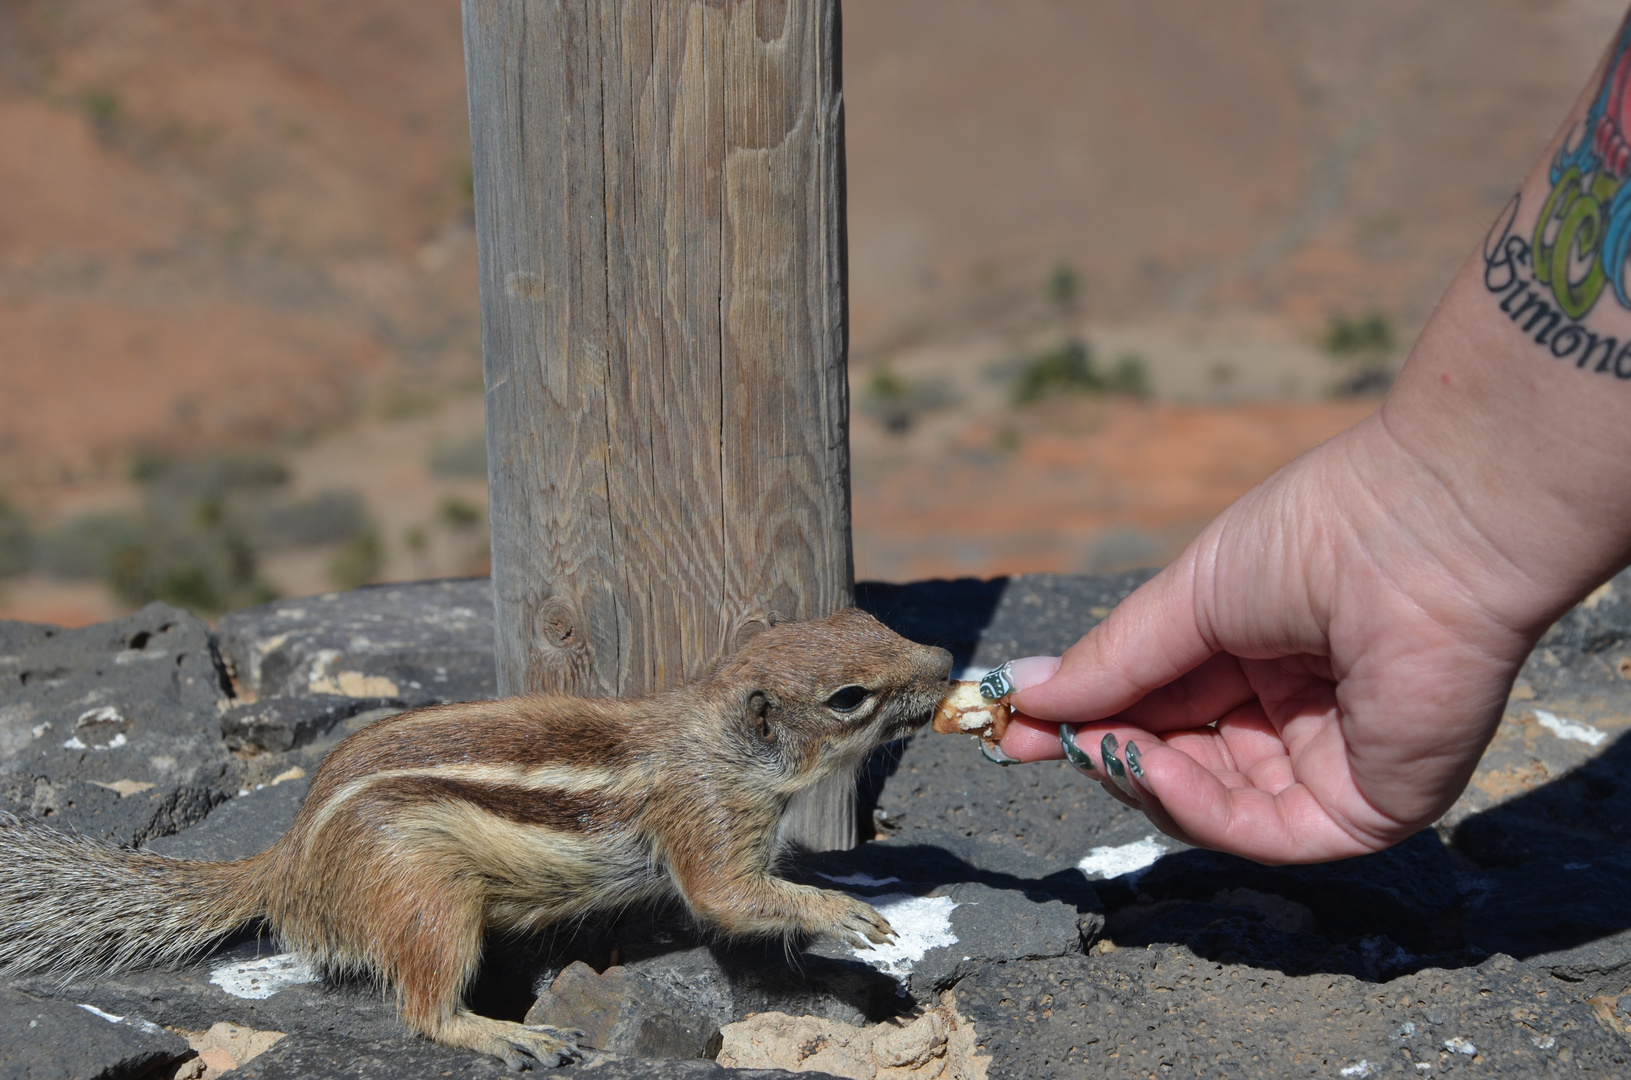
998,714,1065,761
1117,736,1188,803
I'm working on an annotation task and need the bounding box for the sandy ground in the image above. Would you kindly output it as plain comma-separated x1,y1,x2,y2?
852,394,1375,583
0,0,1618,622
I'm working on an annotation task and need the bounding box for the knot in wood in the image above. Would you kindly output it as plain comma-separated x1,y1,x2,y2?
536,598,580,650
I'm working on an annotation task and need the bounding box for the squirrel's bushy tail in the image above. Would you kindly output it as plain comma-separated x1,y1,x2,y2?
0,813,268,982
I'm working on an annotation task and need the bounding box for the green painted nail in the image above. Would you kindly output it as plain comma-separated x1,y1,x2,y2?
979,740,1020,766
1101,732,1126,779
1125,740,1145,780
979,662,1016,700
1059,724,1096,774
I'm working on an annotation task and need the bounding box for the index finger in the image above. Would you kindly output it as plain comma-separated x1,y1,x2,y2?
1011,551,1218,724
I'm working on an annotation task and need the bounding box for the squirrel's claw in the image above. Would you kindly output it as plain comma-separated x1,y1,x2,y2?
830,895,896,947
484,1022,583,1071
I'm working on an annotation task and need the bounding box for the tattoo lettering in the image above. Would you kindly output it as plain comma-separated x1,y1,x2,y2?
1483,199,1631,377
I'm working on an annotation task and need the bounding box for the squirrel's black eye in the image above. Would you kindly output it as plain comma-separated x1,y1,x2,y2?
825,685,869,712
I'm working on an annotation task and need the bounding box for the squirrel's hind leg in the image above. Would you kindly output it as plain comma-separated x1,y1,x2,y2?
376,872,582,1067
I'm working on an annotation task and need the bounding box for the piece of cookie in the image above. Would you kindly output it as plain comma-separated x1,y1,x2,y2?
932,680,1012,741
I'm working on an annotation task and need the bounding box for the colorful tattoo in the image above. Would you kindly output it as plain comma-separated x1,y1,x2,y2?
1542,23,1631,316
1485,20,1631,377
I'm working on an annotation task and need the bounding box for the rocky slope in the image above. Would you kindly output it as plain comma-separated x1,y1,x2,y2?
4,572,1631,1077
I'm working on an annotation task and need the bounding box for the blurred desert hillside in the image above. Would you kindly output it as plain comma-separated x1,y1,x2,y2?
0,0,1620,624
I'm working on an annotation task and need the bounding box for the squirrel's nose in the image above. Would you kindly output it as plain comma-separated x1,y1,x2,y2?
925,646,953,682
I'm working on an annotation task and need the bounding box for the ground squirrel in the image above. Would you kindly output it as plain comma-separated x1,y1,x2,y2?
0,608,952,1068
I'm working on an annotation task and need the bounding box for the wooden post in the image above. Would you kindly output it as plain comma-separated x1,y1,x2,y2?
463,0,855,849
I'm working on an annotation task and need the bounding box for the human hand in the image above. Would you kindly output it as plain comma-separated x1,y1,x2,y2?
996,411,1558,864
987,11,1631,864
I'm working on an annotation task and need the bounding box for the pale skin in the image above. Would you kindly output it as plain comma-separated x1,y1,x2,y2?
997,13,1631,864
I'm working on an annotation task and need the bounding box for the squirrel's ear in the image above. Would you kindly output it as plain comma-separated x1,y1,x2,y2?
747,690,773,740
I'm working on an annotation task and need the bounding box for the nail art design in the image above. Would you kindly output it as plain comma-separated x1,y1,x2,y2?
1100,732,1126,779
1125,740,1145,780
979,740,1020,766
1059,724,1096,775
979,662,1016,701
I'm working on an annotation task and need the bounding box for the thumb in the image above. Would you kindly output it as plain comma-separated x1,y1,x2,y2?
1011,552,1216,724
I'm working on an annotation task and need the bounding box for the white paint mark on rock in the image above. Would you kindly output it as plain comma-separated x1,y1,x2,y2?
1077,834,1170,882
62,733,126,751
210,954,318,999
78,1003,123,1023
91,779,156,798
1532,1034,1555,1049
1534,710,1606,747
1444,1037,1477,1056
847,894,960,977
114,649,164,665
817,871,903,888
1341,1061,1373,1077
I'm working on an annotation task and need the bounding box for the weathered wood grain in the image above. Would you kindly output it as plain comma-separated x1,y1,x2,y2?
463,0,855,849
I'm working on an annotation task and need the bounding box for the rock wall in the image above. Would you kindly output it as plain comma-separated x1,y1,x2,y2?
3,571,1631,1077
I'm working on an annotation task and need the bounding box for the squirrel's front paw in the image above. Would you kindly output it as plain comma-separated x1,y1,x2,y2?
824,894,896,948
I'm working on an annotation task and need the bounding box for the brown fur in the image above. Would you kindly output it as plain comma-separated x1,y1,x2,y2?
0,608,951,1069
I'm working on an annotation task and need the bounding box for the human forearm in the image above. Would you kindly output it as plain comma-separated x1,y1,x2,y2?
1379,18,1631,630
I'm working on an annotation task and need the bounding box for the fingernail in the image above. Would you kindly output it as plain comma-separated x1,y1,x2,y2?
1006,655,1062,692
1059,724,1096,775
978,661,1015,700
979,740,1020,766
1125,740,1145,780
1100,732,1126,779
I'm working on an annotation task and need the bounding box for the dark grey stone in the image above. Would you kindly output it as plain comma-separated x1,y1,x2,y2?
567,1064,824,1080
1110,829,1459,952
952,948,1629,1079
146,774,308,861
0,986,188,1080
215,579,496,705
618,932,905,1031
525,961,719,1058
866,709,1156,862
19,946,815,1080
239,1034,819,1079
1518,565,1631,699
221,693,401,753
1460,853,1631,980
1450,728,1631,867
797,829,1101,995
6,776,230,850
0,603,237,844
231,1030,517,1079
16,937,416,1054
